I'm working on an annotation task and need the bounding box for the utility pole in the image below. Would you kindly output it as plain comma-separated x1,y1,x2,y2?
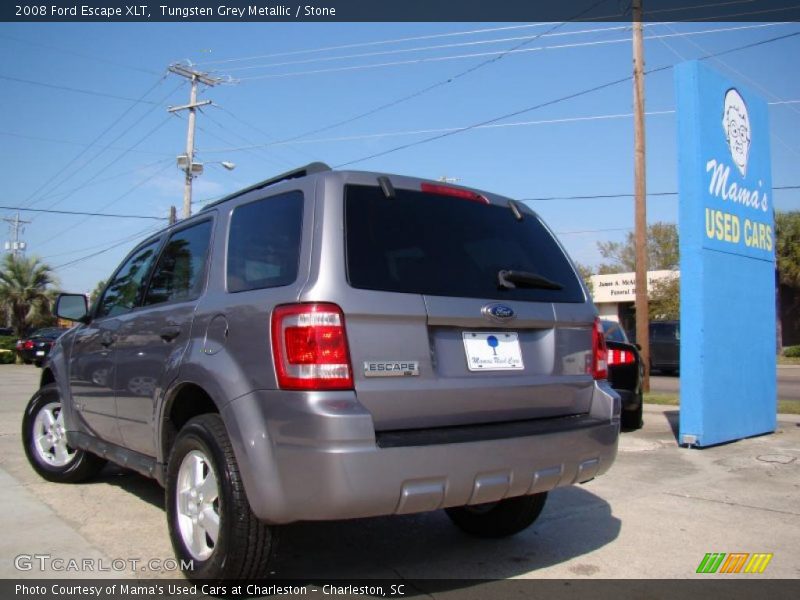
3,212,30,258
168,205,177,225
632,0,650,392
167,64,222,219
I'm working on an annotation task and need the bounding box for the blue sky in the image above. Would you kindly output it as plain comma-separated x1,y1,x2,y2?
1,18,799,292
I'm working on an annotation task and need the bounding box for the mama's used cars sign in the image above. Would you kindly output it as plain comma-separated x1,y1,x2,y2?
675,61,776,447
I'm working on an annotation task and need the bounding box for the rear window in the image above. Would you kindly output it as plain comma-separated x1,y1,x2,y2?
227,191,304,293
344,184,584,303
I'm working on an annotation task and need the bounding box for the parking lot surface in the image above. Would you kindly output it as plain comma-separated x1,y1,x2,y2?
1,364,798,580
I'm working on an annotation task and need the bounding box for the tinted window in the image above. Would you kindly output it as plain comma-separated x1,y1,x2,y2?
97,240,160,318
227,191,303,292
602,321,629,343
144,221,212,305
651,322,679,342
345,185,584,302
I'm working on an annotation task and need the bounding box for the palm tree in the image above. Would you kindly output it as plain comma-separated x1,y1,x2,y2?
0,254,58,337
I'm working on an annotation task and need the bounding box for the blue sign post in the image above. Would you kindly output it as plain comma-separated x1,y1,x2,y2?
675,61,776,447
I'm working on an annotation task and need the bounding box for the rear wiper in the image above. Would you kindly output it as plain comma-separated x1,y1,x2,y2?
497,269,564,291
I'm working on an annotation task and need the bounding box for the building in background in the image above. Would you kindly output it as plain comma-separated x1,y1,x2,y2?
589,270,679,335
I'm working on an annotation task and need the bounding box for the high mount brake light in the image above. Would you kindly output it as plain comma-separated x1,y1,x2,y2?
271,303,354,391
420,182,490,205
590,318,608,380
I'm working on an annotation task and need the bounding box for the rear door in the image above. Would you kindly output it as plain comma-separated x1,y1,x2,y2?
342,182,595,431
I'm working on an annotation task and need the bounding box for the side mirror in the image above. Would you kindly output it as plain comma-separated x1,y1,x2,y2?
56,294,89,323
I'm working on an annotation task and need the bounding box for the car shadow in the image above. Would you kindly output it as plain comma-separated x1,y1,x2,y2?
76,468,620,587
270,486,620,584
664,409,680,442
89,463,165,509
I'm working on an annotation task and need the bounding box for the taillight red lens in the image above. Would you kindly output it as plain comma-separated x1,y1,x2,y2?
271,303,353,390
420,182,490,205
589,318,608,380
607,348,635,366
23,340,34,350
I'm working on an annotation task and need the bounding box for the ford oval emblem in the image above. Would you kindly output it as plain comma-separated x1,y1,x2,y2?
482,303,515,322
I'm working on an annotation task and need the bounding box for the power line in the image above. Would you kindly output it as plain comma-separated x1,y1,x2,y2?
0,130,171,156
239,0,614,147
33,161,174,250
198,23,566,67
238,22,791,80
195,0,756,67
31,82,183,210
35,114,175,213
0,73,163,104
0,205,167,220
42,223,163,260
0,33,161,76
14,75,168,211
201,100,799,153
225,23,638,73
52,225,164,270
521,185,800,202
333,30,800,168
14,159,173,206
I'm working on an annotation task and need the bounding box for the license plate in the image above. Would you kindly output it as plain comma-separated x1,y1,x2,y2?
462,332,524,371
35,351,45,356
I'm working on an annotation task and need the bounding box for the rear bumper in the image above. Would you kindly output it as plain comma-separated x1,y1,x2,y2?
222,383,620,524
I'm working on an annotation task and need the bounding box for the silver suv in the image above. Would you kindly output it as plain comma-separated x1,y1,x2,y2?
22,163,619,579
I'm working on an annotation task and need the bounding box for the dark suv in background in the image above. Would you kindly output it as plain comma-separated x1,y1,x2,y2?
22,163,620,579
649,320,680,375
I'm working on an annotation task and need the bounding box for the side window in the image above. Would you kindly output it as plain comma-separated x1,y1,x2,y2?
144,220,213,306
227,191,303,293
96,240,160,319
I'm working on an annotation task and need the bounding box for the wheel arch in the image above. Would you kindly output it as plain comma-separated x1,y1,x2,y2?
159,382,222,469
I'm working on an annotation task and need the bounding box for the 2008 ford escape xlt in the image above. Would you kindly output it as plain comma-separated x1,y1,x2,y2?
22,163,620,579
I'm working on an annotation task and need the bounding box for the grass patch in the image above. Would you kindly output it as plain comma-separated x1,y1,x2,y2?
644,393,800,415
778,355,800,366
644,393,679,406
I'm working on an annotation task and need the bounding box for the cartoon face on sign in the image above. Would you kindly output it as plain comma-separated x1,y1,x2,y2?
722,88,751,177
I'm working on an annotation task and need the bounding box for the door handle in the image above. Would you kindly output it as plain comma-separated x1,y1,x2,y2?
160,325,181,342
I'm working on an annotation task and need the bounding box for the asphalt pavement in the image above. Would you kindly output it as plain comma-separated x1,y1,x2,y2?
1,364,799,581
650,366,800,401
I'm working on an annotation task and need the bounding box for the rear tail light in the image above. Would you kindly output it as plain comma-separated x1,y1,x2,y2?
607,348,635,366
23,340,34,350
589,318,608,380
420,182,490,205
271,303,354,390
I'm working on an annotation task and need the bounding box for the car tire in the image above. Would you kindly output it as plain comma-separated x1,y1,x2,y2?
166,414,278,580
622,400,644,430
22,384,106,483
445,492,548,538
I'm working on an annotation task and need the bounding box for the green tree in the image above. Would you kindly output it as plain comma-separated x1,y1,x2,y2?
649,275,680,320
574,261,594,296
776,211,800,288
90,279,106,305
597,222,679,274
0,254,58,337
776,211,800,349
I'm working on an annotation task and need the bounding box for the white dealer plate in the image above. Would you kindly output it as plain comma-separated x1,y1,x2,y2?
462,332,524,371
35,351,45,356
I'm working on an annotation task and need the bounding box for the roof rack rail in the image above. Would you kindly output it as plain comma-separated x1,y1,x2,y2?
200,162,331,211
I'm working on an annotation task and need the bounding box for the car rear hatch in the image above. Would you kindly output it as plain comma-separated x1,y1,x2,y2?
341,180,597,431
